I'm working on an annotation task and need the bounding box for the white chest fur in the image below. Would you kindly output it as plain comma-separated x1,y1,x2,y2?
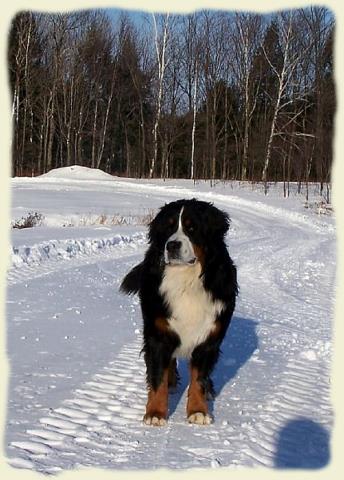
159,262,224,358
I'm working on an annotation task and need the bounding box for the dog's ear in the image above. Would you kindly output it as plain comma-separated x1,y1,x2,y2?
203,204,230,239
147,217,156,244
147,205,168,245
147,211,160,244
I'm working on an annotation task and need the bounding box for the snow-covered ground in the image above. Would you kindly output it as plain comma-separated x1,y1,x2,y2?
5,166,336,473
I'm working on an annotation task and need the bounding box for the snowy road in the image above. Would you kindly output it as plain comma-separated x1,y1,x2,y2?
5,169,335,472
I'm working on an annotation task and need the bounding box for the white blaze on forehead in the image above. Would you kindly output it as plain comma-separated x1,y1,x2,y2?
178,206,184,232
164,205,195,265
169,205,185,240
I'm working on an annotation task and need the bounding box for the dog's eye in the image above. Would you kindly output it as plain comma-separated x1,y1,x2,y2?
167,217,176,229
184,218,194,233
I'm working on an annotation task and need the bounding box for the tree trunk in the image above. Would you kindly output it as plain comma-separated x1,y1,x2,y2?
211,89,217,179
46,89,55,173
139,100,146,177
190,62,198,180
222,85,228,180
91,99,99,169
150,13,169,179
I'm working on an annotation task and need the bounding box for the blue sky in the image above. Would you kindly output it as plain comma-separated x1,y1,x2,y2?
104,7,147,27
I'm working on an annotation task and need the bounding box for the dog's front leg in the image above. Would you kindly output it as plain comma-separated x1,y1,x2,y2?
187,340,221,425
186,364,212,425
143,330,175,426
142,315,179,426
143,367,169,426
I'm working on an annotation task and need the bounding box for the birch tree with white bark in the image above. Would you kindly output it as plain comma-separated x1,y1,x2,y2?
180,14,201,180
149,13,170,178
261,12,304,188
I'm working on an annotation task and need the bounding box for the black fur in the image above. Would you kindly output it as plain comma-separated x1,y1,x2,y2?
119,263,142,295
120,199,238,398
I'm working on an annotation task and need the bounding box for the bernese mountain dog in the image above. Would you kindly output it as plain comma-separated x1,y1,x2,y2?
120,199,238,426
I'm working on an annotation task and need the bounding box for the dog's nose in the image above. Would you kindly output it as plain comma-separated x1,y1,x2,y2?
166,240,181,253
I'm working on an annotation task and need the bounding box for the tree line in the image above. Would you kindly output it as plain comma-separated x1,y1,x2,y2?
8,8,335,191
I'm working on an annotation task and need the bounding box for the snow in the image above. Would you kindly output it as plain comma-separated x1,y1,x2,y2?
10,231,146,268
5,166,335,473
39,164,116,181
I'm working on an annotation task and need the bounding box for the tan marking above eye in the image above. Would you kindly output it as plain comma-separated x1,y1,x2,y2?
168,217,176,225
184,218,191,227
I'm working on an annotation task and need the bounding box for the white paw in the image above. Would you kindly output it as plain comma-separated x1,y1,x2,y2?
143,415,167,426
188,412,212,425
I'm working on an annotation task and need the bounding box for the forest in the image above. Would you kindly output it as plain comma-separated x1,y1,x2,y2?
8,8,335,192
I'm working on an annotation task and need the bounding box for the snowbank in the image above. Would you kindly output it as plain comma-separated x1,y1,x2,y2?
39,165,115,181
10,232,146,268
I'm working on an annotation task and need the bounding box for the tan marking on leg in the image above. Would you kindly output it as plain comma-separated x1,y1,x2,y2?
187,365,209,420
143,369,169,426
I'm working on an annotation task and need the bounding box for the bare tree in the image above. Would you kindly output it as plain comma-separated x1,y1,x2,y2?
299,7,335,193
200,12,230,179
261,12,304,189
8,8,335,186
9,12,38,175
149,13,170,178
180,14,201,179
231,13,263,180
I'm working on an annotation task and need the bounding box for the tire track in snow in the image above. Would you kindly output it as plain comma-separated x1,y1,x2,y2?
8,337,148,473
109,180,334,234
240,354,332,467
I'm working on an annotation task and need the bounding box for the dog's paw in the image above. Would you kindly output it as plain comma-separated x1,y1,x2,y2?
188,412,212,425
143,414,167,426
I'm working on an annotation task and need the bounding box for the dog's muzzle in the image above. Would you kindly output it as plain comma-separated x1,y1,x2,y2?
166,240,181,258
164,238,196,265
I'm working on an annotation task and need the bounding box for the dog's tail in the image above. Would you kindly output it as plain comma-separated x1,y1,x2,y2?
120,263,143,295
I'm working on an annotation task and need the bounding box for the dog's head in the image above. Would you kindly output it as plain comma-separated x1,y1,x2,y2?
148,199,230,266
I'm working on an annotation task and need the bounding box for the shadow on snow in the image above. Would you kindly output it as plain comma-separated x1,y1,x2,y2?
274,417,330,469
168,317,330,470
169,316,258,418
